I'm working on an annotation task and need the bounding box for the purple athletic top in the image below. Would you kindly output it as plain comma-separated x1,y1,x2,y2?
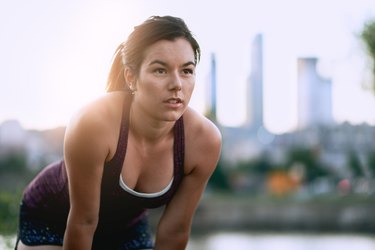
21,97,185,242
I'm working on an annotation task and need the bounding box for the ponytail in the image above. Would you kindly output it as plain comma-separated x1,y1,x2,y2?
106,45,126,92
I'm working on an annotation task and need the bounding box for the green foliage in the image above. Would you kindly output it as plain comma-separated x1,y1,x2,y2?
235,154,274,175
361,18,375,91
286,147,329,182
362,19,375,60
0,191,21,235
208,158,231,191
347,151,363,178
367,151,375,177
0,151,35,236
0,150,27,174
248,157,274,174
0,151,36,192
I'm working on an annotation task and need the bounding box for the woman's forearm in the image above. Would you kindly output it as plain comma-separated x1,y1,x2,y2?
63,221,97,250
154,228,190,250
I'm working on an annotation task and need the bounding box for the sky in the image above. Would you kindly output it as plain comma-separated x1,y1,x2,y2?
1,0,375,134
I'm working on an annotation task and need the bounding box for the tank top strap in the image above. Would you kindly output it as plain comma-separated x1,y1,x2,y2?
114,95,132,163
102,95,131,179
173,116,184,184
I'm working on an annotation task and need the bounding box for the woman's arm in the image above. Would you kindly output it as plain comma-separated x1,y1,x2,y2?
154,113,222,250
62,102,114,250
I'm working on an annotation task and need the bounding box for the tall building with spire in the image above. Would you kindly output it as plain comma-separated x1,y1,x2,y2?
245,33,264,132
207,53,217,120
219,34,274,162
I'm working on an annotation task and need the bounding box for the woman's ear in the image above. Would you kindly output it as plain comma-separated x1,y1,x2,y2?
123,66,137,91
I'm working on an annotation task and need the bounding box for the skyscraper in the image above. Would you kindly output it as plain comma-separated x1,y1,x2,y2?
246,33,264,132
297,57,333,128
208,53,217,120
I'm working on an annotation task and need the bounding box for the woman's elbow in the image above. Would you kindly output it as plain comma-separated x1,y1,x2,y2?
67,210,99,232
156,226,190,249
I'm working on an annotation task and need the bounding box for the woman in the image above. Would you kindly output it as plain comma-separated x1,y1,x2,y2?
15,15,221,250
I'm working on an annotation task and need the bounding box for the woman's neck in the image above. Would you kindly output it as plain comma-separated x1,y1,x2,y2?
128,104,175,144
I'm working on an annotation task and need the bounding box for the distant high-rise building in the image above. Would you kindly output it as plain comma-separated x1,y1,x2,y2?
208,53,217,120
245,34,264,131
297,57,333,129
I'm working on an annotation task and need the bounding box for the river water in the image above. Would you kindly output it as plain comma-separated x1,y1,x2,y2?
2,232,375,250
186,232,375,250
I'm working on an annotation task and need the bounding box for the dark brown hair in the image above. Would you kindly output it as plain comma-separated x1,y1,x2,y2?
106,16,201,92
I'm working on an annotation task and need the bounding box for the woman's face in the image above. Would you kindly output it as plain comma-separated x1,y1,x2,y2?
132,38,196,122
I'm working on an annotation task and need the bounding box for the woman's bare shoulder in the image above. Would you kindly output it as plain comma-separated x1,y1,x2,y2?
64,91,126,161
66,92,123,132
183,107,221,143
183,107,222,174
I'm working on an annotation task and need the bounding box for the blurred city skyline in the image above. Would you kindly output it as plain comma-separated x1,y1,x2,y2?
1,0,375,134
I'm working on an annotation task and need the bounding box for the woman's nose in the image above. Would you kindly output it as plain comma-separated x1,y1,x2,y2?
169,72,182,91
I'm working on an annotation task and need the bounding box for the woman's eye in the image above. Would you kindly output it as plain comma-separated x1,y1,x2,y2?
154,68,166,74
182,69,194,75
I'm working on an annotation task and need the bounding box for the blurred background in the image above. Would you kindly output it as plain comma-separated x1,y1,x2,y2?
1,0,375,249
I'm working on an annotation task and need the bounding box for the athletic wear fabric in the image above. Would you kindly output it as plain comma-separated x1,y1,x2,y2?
16,97,185,249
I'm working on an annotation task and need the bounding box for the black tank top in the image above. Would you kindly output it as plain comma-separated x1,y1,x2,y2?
98,96,185,223
22,95,185,234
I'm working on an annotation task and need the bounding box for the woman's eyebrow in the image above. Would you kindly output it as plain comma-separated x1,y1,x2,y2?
182,61,196,67
148,60,196,67
148,60,168,67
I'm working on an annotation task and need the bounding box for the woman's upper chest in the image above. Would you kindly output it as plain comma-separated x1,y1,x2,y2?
121,132,175,193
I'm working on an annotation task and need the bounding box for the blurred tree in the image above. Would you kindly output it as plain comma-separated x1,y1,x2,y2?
286,147,329,183
249,156,274,175
347,151,363,178
0,151,35,192
367,151,375,177
361,18,375,92
208,158,231,191
0,150,26,174
0,151,36,236
0,191,21,235
236,154,274,175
